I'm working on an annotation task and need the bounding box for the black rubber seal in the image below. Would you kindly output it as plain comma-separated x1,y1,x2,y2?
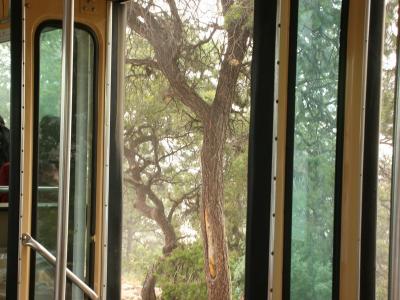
106,3,126,299
244,0,278,299
282,0,299,297
360,0,385,298
332,0,349,298
6,0,22,298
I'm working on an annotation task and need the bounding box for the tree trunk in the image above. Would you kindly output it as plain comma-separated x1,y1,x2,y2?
200,116,232,300
141,271,157,300
132,181,178,299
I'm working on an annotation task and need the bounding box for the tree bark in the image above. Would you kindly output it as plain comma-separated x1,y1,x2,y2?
200,114,232,300
141,271,157,300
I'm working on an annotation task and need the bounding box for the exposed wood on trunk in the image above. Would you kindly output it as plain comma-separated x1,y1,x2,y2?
199,115,231,300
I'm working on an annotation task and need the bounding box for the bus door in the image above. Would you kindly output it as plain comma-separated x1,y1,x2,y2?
22,22,98,300
3,0,110,299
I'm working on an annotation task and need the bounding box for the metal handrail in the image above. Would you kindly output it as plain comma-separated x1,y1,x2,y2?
0,186,59,193
21,233,99,300
0,203,58,209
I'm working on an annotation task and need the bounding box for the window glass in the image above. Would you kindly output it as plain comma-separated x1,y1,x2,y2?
376,1,398,299
0,31,10,299
33,25,95,299
122,1,253,299
290,1,343,298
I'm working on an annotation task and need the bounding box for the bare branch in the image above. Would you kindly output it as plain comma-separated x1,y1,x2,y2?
126,58,159,69
167,185,200,222
165,0,183,36
187,24,218,50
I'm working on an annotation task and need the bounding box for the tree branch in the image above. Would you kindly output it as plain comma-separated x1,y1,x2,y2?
127,1,211,121
126,58,159,69
212,11,251,118
167,185,200,222
165,0,183,37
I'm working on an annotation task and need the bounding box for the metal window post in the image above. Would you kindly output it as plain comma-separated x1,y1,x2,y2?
54,0,74,298
390,13,400,299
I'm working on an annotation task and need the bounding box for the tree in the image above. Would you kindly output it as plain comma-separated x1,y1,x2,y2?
124,95,201,298
125,1,252,299
289,0,342,298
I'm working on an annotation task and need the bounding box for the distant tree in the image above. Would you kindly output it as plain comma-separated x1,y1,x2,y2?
124,92,201,298
289,0,342,298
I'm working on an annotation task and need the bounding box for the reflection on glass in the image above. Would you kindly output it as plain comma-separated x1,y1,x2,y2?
290,1,343,299
0,33,10,299
34,26,94,299
376,1,398,299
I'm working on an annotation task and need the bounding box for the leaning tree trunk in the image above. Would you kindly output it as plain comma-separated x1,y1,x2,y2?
141,270,157,300
132,183,178,300
140,220,177,300
200,115,232,300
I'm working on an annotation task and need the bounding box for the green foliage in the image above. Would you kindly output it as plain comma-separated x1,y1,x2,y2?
230,252,245,300
224,1,254,31
376,155,392,300
154,243,245,300
155,243,207,300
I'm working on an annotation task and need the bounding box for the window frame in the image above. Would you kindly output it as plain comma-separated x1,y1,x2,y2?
282,0,349,299
30,20,99,299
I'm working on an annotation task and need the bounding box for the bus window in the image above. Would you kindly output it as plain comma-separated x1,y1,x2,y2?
33,25,95,300
376,0,398,298
121,1,253,299
285,0,345,298
0,29,10,299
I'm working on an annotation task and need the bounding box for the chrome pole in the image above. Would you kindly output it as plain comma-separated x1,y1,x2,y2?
54,0,74,298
